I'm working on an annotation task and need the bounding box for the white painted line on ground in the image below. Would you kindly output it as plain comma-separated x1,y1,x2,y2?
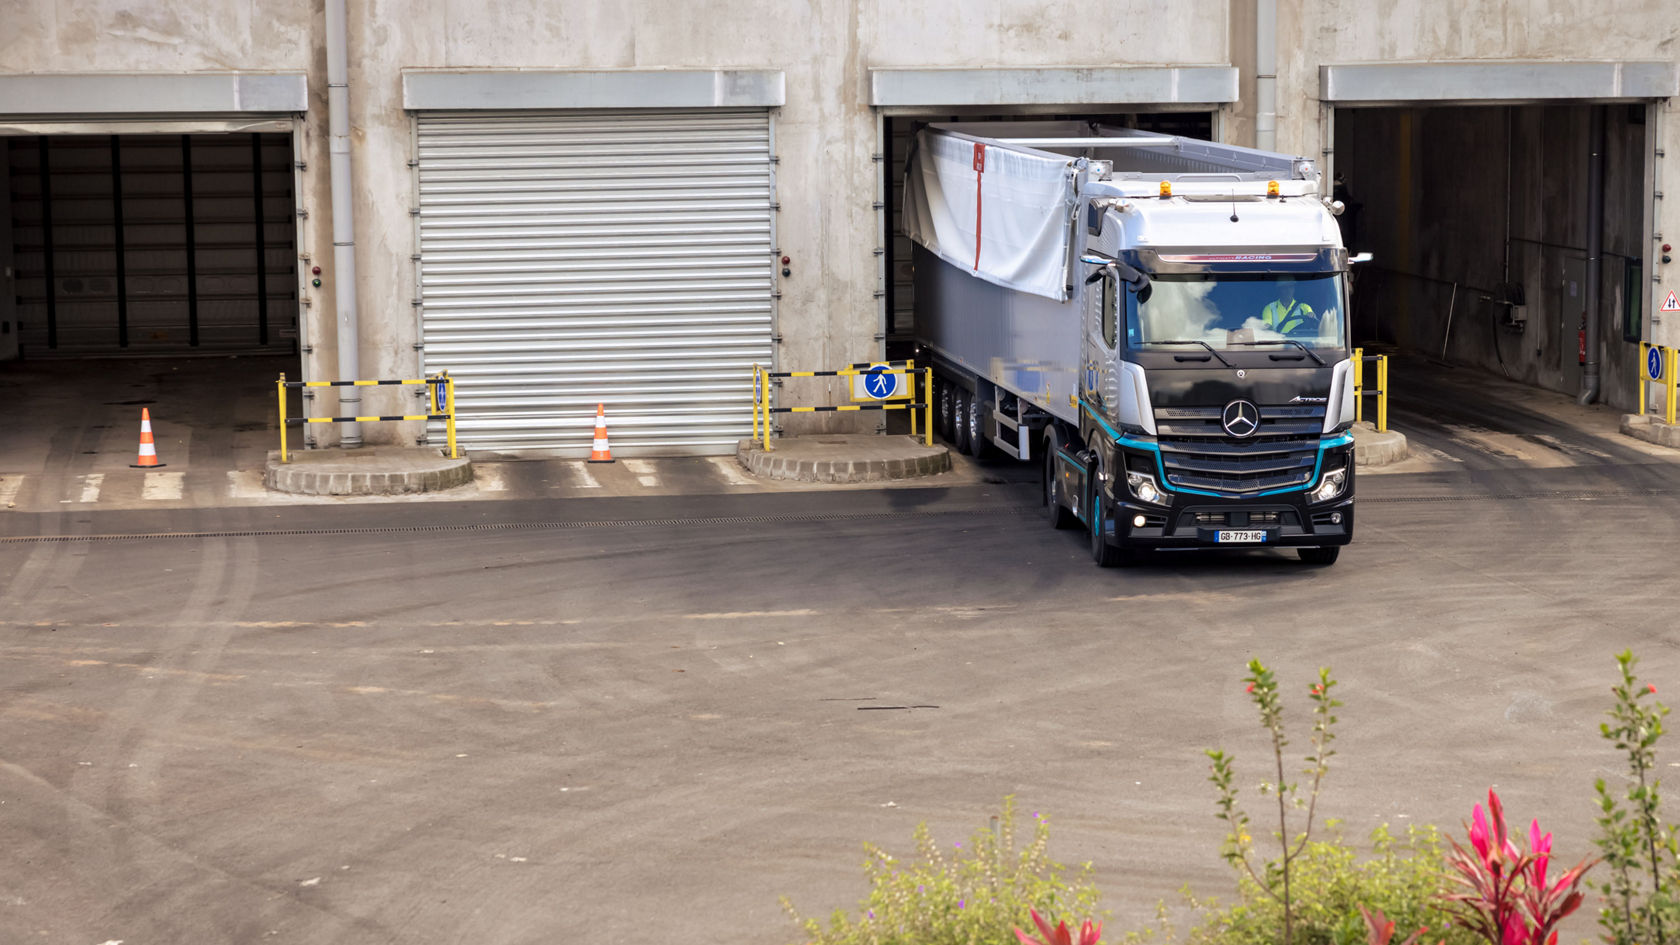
622,459,660,488
227,470,270,499
707,456,759,486
141,471,185,501
476,465,507,492
76,474,104,504
685,609,818,620
566,462,602,490
0,475,22,506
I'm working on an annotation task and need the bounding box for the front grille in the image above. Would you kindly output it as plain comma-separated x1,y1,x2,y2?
1154,404,1324,495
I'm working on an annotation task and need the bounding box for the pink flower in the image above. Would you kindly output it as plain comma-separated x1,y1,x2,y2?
1015,909,1103,945
1501,911,1530,945
1470,802,1491,860
1245,683,1255,693
1650,683,1659,694
1529,818,1553,890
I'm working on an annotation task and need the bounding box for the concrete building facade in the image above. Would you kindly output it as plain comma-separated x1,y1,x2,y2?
1,1,1676,457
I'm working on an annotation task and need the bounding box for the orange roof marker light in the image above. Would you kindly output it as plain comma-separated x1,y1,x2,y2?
1267,180,1281,197
1159,180,1172,197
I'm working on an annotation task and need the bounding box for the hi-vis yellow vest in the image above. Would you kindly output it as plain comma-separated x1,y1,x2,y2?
1262,300,1314,333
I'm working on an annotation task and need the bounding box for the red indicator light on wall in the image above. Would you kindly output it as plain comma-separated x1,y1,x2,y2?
312,266,322,275
781,256,790,265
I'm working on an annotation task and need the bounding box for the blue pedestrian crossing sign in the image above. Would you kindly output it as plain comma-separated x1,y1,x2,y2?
850,361,909,400
1649,346,1666,382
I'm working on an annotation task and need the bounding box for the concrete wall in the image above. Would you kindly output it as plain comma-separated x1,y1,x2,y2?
0,145,17,360
5,0,1676,435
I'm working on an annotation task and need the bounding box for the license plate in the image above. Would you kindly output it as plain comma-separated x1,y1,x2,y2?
1217,530,1268,543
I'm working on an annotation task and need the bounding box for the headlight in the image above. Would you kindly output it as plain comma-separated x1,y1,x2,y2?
1308,464,1347,503
1126,471,1163,505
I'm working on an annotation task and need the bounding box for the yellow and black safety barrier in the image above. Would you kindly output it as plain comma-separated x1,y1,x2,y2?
752,362,933,452
1351,348,1390,432
1639,342,1679,425
276,372,458,462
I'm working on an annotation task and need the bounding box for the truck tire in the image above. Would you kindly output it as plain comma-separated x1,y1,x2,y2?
952,387,972,454
964,390,989,459
1089,488,1123,568
1298,546,1340,566
938,380,956,443
1043,432,1075,530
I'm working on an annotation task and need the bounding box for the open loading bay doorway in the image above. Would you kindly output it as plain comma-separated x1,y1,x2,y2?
0,130,302,508
1334,104,1649,410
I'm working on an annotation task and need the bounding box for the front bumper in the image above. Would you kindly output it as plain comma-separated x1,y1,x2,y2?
1109,453,1355,551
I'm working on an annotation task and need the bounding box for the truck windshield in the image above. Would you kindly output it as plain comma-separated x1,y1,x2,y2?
1126,273,1348,352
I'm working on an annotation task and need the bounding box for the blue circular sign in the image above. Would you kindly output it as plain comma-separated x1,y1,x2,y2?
1649,346,1665,382
863,365,898,399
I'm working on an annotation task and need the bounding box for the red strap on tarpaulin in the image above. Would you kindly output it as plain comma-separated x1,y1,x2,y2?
972,143,985,270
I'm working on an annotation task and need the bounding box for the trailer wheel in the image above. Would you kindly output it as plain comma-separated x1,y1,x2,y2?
1089,488,1123,568
952,388,972,454
1298,546,1340,566
1043,433,1075,530
938,380,956,442
964,391,989,459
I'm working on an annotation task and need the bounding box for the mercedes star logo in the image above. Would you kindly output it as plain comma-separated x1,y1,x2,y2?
1222,399,1260,438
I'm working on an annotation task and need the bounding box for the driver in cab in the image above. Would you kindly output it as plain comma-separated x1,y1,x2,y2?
1261,278,1316,335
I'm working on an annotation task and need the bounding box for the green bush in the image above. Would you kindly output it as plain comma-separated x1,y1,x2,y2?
1160,824,1478,945
782,796,1103,945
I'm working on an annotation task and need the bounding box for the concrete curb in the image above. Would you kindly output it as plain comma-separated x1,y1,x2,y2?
737,435,951,483
264,447,474,496
1621,413,1680,448
1351,421,1409,467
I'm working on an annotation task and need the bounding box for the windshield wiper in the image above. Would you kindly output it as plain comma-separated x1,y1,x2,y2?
1145,339,1232,369
1227,339,1326,366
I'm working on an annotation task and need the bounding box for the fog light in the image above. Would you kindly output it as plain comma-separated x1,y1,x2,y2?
1133,515,1147,528
1331,512,1342,524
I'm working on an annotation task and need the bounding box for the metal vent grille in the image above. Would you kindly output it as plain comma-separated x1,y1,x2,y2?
415,109,776,456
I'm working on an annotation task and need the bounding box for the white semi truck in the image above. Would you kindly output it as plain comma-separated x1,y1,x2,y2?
904,122,1358,566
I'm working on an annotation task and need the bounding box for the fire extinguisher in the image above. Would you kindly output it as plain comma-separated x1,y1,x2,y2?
1578,316,1587,366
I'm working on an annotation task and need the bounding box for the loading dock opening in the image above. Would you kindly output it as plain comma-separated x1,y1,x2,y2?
0,124,306,489
882,109,1214,365
1334,103,1648,409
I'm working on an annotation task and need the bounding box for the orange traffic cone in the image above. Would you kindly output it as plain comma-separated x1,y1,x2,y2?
130,407,166,468
588,403,614,463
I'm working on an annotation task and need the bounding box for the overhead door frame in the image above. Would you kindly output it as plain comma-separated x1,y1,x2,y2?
867,66,1240,352
0,72,311,368
1319,60,1678,373
404,70,785,457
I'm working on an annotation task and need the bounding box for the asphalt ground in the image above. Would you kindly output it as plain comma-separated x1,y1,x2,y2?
4,448,1680,944
4,354,1680,943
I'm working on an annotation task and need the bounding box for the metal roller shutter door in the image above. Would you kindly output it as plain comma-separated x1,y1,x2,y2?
416,109,775,456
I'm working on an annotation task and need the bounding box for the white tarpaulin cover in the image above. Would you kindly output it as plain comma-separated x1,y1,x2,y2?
902,127,1078,301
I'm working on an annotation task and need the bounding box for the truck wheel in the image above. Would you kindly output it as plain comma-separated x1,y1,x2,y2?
1298,546,1340,566
952,388,972,454
1089,489,1123,568
938,380,956,442
1043,433,1074,530
965,391,989,459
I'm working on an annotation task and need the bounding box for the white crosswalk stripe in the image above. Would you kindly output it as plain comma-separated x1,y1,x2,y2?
707,456,759,486
141,471,185,501
0,475,21,507
622,459,660,488
68,473,104,504
565,462,602,489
